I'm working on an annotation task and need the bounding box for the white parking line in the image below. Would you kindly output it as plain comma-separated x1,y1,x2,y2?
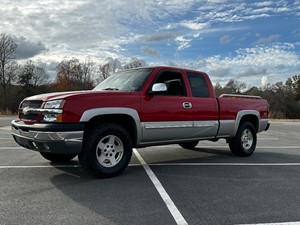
0,126,11,130
2,146,299,150
133,148,188,225
0,165,81,169
237,222,300,225
0,147,23,149
199,146,300,149
148,163,300,166
259,137,280,140
1,162,300,169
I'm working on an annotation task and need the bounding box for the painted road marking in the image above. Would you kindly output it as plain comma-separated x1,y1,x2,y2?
198,146,300,149
1,162,300,169
148,163,300,166
133,148,188,225
0,126,11,130
0,147,24,149
237,222,300,225
1,146,299,150
0,165,81,169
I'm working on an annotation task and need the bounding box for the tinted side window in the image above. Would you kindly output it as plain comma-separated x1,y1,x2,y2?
187,72,210,97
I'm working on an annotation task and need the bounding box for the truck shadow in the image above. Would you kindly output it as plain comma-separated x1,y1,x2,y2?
49,164,171,225
191,147,232,156
48,148,300,224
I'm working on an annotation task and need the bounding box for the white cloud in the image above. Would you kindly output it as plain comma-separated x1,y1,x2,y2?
253,1,273,7
180,21,208,30
0,0,299,85
194,44,300,86
261,75,269,87
175,36,192,50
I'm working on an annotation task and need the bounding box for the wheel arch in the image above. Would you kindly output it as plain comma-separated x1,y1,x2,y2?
80,108,141,146
233,110,259,136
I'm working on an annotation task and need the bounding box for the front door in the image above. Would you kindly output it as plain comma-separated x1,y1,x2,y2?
140,69,194,144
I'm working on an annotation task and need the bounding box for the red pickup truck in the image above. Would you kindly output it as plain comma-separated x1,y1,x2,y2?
12,66,270,177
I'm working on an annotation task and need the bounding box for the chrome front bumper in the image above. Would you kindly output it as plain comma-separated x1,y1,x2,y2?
11,120,84,154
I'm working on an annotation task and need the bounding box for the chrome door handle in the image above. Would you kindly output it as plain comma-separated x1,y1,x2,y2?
183,102,192,109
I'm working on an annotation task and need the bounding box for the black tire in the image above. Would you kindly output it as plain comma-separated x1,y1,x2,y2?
179,141,199,149
229,122,257,157
40,152,77,162
79,123,133,178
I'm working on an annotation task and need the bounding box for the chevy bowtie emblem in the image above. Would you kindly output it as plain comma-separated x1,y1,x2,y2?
22,107,30,115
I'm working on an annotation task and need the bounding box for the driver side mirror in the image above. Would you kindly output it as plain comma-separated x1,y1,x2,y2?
148,83,167,95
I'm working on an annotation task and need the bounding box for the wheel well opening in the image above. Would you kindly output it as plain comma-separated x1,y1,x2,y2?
84,114,137,145
240,115,259,132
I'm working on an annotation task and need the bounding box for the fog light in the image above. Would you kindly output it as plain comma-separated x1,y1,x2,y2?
42,114,63,122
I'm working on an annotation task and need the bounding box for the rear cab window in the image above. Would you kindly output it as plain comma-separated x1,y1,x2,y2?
186,72,210,97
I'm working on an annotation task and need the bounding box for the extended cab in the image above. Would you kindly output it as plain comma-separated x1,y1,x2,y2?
11,66,270,177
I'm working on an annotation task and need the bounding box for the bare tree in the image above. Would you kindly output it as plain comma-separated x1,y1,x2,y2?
55,57,95,91
286,75,300,101
18,60,49,97
98,63,111,81
223,79,246,94
98,58,121,82
124,58,146,69
214,82,223,97
0,34,17,100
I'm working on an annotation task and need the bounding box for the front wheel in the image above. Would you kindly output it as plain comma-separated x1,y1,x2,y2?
40,152,77,162
229,122,257,157
79,123,133,178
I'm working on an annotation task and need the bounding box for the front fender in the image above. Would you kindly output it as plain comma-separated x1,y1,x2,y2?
79,107,142,144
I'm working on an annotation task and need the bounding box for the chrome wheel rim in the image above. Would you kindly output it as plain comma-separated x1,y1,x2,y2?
96,135,124,168
241,129,253,150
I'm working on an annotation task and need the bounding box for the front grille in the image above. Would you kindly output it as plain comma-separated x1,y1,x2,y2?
19,100,43,121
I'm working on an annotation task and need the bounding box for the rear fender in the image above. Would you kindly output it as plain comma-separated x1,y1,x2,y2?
233,110,259,136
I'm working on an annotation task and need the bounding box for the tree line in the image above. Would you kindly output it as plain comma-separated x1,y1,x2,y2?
215,77,300,119
0,33,299,118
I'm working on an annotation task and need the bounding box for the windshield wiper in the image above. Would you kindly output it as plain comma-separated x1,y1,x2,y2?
103,88,119,90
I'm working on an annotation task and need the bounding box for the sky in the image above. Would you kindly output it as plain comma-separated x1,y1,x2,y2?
1,0,300,87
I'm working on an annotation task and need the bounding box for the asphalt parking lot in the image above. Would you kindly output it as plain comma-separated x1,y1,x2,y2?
0,116,300,225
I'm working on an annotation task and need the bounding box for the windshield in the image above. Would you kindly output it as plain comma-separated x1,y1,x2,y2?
93,68,153,92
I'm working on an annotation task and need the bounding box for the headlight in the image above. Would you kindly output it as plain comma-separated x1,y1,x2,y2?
44,100,65,109
41,100,65,122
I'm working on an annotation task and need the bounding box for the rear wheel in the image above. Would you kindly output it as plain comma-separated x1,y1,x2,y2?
40,152,77,162
229,122,257,157
179,141,199,149
79,123,132,178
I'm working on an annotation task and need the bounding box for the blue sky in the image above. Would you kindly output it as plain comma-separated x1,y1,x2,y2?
1,0,300,87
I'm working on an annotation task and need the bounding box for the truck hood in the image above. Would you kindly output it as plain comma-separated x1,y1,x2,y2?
24,90,134,102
